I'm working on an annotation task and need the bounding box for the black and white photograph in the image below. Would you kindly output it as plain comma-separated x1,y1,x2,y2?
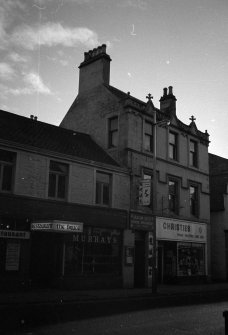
0,0,228,334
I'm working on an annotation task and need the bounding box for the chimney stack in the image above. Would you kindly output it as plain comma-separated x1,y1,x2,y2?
78,44,111,95
160,86,177,115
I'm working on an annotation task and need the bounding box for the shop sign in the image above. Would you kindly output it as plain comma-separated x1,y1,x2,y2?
31,220,83,233
130,213,154,231
0,229,30,239
156,217,207,242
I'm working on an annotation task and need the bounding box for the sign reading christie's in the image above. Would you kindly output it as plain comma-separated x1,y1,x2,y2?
156,217,207,243
31,220,83,233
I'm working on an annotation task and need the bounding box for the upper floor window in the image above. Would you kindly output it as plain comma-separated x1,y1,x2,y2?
96,172,111,206
144,121,153,152
190,140,198,167
0,149,15,192
169,132,178,160
48,161,68,200
190,185,199,216
108,116,118,148
168,179,179,214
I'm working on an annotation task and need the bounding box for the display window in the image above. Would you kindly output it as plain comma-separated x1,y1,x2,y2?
177,242,205,276
64,227,122,276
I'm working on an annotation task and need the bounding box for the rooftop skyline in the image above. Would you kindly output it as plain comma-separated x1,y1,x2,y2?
0,0,227,157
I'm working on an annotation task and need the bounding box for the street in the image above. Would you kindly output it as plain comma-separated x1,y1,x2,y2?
19,301,227,335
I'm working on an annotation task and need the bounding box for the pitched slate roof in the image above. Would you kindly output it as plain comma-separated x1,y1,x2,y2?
106,84,209,144
0,110,119,167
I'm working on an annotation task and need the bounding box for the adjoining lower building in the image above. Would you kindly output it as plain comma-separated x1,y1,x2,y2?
0,109,131,290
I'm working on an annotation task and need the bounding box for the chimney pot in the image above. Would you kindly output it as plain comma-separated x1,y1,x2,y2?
163,87,168,96
30,115,34,120
168,86,173,95
92,48,98,57
98,46,102,54
34,116,38,121
101,44,106,53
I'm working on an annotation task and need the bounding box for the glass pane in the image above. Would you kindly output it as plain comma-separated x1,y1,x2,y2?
110,117,118,131
169,133,176,145
97,172,110,183
111,131,118,147
48,173,56,197
2,165,12,191
57,175,66,198
190,141,196,152
96,181,101,204
0,149,15,163
169,145,175,159
145,122,152,135
103,184,110,205
144,135,151,151
50,161,68,173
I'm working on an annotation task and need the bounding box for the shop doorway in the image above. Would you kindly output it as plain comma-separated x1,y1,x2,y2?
30,233,62,287
134,231,146,287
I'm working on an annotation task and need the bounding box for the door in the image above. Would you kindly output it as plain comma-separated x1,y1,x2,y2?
134,231,146,287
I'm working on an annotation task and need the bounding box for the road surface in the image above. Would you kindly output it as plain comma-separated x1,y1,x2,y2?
19,301,228,335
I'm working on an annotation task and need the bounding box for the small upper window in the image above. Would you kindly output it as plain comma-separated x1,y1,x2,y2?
0,149,16,192
48,161,68,200
144,121,153,152
190,140,198,167
96,172,111,206
108,116,118,148
169,132,178,160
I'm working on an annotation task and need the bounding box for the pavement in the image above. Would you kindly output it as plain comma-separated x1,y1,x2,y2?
1,282,228,333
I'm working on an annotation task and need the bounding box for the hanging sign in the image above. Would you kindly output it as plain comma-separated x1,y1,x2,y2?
139,180,151,206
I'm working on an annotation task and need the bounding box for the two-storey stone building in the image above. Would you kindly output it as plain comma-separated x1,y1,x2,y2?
0,109,131,289
61,44,211,287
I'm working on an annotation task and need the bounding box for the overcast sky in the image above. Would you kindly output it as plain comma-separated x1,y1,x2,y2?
0,0,227,157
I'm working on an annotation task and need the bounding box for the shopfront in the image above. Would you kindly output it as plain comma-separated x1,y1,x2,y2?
156,217,207,283
31,221,123,289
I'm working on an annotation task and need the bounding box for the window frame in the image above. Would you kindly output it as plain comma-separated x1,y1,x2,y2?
95,171,111,206
144,120,153,152
189,139,198,168
0,149,16,193
108,116,118,148
48,160,68,200
169,131,178,161
168,178,179,214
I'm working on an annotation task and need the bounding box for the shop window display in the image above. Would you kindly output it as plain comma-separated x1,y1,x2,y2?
64,227,121,276
177,242,205,276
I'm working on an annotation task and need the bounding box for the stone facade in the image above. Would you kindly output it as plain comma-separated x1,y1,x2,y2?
61,45,211,287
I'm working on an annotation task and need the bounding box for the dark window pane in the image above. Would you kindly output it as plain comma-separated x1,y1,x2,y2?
58,175,66,199
48,173,56,197
110,117,118,131
103,184,110,205
0,149,15,163
96,182,101,204
2,165,12,191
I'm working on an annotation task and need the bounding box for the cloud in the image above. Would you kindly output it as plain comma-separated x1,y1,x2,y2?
0,72,52,97
118,0,147,10
0,62,15,80
10,22,100,50
24,72,51,95
0,0,27,48
8,52,27,63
